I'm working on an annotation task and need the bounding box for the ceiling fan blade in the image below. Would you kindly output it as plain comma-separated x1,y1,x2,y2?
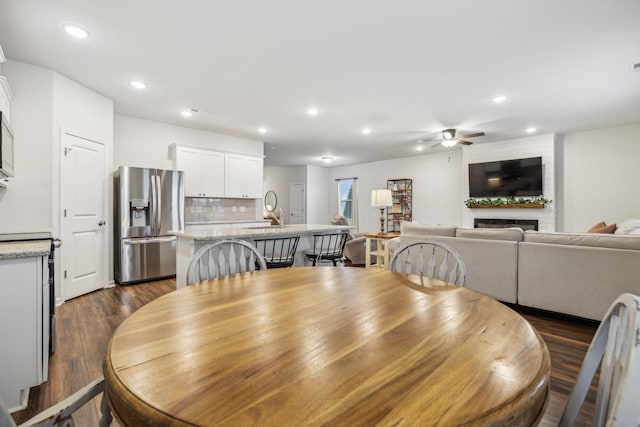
430,142,443,149
460,132,485,139
458,140,474,145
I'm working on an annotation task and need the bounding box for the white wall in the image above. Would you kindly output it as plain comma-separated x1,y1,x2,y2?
52,72,114,291
462,134,556,232
263,165,306,223
0,61,115,300
306,165,330,224
559,123,640,232
0,61,54,234
114,114,264,171
328,150,463,233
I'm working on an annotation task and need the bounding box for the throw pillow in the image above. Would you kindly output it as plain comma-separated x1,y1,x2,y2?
587,221,606,233
614,218,640,235
589,223,617,234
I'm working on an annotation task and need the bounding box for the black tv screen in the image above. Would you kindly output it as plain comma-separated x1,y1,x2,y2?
468,157,543,197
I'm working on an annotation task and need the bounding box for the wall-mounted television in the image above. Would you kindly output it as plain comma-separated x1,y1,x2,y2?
468,156,543,197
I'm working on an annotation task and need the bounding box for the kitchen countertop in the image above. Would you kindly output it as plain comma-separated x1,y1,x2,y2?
0,240,51,259
185,219,271,226
170,224,352,241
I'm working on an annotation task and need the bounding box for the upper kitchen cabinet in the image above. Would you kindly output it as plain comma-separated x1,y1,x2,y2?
173,146,225,197
224,153,263,198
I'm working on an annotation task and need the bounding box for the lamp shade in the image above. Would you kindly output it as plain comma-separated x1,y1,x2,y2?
371,189,393,207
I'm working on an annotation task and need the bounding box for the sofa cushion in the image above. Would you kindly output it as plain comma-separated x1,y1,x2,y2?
455,227,523,242
614,218,640,235
399,222,456,237
524,230,640,250
518,242,640,320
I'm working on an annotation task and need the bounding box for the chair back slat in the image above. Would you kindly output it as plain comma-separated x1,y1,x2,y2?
559,293,640,427
187,239,267,285
389,240,467,287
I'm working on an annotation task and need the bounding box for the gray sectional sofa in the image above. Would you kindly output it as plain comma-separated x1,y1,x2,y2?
388,222,640,321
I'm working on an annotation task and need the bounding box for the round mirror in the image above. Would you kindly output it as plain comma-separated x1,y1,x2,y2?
264,190,277,212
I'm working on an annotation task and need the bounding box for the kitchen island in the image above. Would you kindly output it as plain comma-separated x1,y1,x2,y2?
170,224,352,288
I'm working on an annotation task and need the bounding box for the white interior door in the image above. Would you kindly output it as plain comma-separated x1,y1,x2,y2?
61,132,107,300
289,183,305,224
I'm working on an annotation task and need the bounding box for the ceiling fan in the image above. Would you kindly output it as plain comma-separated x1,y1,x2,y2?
431,129,485,148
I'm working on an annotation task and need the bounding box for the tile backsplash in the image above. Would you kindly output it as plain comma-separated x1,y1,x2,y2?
185,198,259,223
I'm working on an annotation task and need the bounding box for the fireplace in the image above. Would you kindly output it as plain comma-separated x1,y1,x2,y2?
474,218,538,231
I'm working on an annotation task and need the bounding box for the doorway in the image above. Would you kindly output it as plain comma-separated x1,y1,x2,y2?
60,131,108,300
289,183,305,224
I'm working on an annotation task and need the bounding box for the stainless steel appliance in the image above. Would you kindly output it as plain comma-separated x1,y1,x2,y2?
114,166,184,284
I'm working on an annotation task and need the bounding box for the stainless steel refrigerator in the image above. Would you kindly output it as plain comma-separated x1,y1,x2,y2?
114,166,184,284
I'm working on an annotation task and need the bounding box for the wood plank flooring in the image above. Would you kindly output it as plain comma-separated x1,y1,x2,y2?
10,278,599,426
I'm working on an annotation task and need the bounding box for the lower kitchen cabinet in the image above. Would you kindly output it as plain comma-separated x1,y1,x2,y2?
0,254,49,412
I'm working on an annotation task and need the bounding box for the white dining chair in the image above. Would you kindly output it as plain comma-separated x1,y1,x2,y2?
389,240,467,286
187,239,267,285
559,292,640,426
0,377,112,427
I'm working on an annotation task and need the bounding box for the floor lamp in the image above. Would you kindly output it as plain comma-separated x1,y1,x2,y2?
371,189,393,234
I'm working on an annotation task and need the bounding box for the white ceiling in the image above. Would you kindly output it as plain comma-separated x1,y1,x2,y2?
1,0,639,167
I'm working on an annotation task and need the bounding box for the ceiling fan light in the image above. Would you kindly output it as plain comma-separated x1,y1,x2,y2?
442,129,455,140
442,139,457,148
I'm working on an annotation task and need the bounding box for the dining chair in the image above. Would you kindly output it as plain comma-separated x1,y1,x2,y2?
559,293,640,427
253,235,300,269
389,240,467,286
0,377,112,427
304,231,349,266
187,239,267,285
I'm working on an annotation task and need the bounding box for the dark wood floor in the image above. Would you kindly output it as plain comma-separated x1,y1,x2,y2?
11,277,599,426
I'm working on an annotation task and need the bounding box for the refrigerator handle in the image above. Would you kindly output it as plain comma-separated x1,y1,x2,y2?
156,175,162,231
150,175,157,234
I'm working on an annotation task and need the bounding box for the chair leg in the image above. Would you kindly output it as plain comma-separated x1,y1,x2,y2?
332,260,337,266
99,391,113,427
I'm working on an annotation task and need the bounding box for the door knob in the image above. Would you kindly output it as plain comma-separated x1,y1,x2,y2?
98,220,106,226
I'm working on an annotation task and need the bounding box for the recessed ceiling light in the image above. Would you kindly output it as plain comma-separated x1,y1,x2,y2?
416,145,424,152
526,127,537,134
321,156,334,163
130,80,146,89
181,110,193,118
258,127,267,134
492,95,507,103
362,128,371,135
307,107,318,116
64,24,89,39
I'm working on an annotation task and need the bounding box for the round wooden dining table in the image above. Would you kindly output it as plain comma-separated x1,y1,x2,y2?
103,267,550,426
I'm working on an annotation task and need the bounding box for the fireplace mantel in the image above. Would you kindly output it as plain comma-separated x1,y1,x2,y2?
468,203,545,209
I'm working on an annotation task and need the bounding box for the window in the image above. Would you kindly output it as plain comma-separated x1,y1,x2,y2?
337,178,358,228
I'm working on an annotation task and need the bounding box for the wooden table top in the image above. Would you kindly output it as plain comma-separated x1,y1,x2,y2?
363,232,400,239
104,267,550,426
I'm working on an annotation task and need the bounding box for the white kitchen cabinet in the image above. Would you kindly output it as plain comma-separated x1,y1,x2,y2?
0,254,49,411
224,153,263,199
174,146,225,197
